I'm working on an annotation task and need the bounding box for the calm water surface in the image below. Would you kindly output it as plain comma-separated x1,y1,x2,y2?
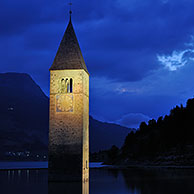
0,162,194,194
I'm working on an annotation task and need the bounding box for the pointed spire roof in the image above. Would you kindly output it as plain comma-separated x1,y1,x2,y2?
50,18,88,73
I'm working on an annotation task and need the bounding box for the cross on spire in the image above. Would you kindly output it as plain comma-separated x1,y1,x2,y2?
69,2,72,20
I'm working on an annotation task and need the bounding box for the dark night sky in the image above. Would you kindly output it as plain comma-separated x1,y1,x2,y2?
1,0,194,128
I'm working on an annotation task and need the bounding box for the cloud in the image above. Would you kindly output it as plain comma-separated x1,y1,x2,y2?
157,49,194,71
116,113,151,128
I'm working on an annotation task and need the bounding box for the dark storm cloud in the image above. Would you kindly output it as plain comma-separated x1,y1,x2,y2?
0,0,43,35
1,0,194,126
77,0,194,81
85,49,158,81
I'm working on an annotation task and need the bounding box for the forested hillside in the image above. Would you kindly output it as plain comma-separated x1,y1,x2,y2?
107,99,194,165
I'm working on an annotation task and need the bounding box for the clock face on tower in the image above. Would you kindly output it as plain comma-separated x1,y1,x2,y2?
56,94,73,112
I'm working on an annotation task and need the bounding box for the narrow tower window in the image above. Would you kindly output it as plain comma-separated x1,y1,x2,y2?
65,78,70,93
61,78,65,93
70,78,73,93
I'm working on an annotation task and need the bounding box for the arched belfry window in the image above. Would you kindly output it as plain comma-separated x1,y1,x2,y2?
60,78,73,93
61,78,65,93
70,78,73,93
66,78,70,93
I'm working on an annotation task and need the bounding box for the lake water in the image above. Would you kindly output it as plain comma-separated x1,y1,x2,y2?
1,162,194,194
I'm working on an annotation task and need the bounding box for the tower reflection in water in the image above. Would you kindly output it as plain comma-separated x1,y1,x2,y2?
82,180,89,194
48,180,89,194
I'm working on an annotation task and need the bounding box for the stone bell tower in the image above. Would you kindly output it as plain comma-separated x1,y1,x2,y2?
49,14,89,182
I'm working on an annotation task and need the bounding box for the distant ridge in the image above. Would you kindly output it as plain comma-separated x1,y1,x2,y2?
90,116,134,152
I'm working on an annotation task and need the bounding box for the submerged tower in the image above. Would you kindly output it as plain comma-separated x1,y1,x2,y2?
49,14,89,182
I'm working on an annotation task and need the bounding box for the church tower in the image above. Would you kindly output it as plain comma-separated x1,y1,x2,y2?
49,14,89,182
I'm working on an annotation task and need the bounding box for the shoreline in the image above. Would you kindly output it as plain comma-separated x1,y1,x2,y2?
0,161,48,170
1,161,194,170
0,168,48,171
92,164,194,170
